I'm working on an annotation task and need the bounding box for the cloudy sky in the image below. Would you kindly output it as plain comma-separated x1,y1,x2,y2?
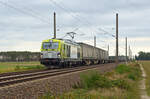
0,0,150,56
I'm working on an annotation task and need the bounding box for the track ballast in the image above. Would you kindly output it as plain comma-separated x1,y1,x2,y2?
0,64,112,87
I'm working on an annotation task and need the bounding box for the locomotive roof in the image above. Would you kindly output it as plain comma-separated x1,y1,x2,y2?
42,38,79,46
78,42,107,52
42,38,107,51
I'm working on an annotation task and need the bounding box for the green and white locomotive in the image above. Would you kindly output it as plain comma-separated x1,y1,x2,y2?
40,38,109,68
40,39,82,68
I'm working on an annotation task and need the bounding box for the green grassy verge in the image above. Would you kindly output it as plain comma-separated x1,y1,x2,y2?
41,62,142,99
139,61,150,96
0,62,45,73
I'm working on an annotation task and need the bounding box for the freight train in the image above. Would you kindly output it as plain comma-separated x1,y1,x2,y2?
40,38,110,68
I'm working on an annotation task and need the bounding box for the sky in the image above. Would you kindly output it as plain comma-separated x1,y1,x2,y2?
0,0,150,56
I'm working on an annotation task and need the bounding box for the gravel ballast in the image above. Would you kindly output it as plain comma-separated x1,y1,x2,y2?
0,63,117,99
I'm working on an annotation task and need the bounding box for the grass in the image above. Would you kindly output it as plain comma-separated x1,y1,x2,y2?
41,62,142,99
139,61,150,96
0,61,45,73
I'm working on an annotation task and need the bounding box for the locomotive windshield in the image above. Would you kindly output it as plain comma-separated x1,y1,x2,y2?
43,42,59,49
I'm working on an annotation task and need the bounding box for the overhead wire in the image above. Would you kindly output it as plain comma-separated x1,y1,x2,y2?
49,1,95,43
0,0,90,42
49,0,113,48
1,0,126,55
1,0,117,40
9,1,50,22
98,28,115,38
49,0,100,41
57,0,115,39
0,1,50,25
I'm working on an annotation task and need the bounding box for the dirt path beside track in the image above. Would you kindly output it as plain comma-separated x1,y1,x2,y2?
140,64,150,99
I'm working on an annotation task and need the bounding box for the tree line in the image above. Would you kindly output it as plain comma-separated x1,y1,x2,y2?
135,51,150,60
0,51,40,62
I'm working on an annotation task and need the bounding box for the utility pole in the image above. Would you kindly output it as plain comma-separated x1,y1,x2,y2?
93,36,96,57
54,12,56,39
116,13,119,64
94,36,96,47
130,48,132,60
125,37,128,62
129,45,131,61
108,45,109,56
129,46,132,61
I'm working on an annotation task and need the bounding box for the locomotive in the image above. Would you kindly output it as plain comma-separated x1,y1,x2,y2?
40,38,109,68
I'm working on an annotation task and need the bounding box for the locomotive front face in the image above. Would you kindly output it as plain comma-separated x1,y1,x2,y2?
40,39,61,66
41,41,60,59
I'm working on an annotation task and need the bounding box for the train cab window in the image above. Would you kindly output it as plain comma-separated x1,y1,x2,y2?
43,42,58,49
67,45,70,57
64,44,66,53
77,47,80,58
68,46,70,57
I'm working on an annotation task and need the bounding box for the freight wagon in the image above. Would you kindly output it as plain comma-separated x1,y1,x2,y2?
109,56,126,62
78,43,108,65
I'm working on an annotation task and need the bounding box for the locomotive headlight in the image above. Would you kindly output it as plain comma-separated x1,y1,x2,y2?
57,52,61,57
40,53,43,58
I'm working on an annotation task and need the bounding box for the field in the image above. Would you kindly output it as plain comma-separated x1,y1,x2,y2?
139,61,150,96
0,61,45,73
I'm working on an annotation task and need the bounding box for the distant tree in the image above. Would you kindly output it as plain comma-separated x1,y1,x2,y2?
135,55,138,60
0,51,40,62
137,51,150,60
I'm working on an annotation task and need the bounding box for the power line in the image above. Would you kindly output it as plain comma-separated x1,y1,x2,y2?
98,28,115,38
49,0,82,26
0,1,50,24
1,0,117,47
49,0,112,46
58,1,116,39
49,0,94,38
49,0,98,39
9,1,50,22
57,1,115,38
49,0,118,50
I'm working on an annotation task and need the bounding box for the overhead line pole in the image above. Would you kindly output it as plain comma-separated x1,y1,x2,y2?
125,37,128,62
129,45,131,61
116,13,119,64
54,12,56,39
93,36,96,57
94,36,96,47
108,45,109,57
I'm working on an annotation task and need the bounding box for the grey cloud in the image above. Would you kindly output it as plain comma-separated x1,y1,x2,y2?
0,0,150,55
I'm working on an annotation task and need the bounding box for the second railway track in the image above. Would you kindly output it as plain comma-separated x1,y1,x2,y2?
0,64,110,87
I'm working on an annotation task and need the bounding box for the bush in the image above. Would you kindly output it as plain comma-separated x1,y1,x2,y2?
115,64,141,81
128,73,136,80
128,67,141,81
14,65,21,71
36,65,44,69
76,63,141,90
96,75,112,88
25,65,44,70
112,79,130,90
79,71,113,89
115,64,131,74
80,71,102,89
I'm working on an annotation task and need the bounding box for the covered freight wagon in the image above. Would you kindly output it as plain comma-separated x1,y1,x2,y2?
78,43,109,65
109,56,126,62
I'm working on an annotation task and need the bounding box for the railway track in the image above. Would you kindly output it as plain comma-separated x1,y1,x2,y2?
0,69,48,77
0,64,109,87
